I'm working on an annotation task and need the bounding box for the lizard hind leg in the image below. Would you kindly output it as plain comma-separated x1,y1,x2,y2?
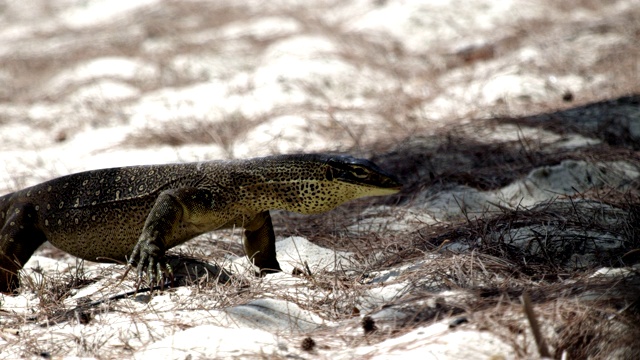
243,211,282,275
0,203,47,293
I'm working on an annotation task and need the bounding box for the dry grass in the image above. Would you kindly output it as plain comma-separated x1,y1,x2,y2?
123,112,266,157
250,94,640,358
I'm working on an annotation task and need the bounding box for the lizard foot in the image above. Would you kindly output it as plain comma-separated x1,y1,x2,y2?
128,241,173,286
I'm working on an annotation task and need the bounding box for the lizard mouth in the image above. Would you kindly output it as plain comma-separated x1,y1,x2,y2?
345,175,402,197
338,171,403,194
366,186,402,196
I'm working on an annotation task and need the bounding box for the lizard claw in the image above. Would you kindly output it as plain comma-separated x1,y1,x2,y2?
128,241,171,287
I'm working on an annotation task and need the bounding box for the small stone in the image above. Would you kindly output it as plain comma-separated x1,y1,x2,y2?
449,316,469,328
562,91,574,102
301,337,316,351
362,316,378,334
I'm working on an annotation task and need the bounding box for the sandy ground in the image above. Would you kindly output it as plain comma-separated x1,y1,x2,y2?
1,0,639,359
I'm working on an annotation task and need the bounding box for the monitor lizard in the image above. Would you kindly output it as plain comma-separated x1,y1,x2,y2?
0,154,401,293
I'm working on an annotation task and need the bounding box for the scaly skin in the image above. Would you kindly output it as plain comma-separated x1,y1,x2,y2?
0,154,401,293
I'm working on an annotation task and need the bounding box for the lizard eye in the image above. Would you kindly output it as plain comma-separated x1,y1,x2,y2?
352,167,368,178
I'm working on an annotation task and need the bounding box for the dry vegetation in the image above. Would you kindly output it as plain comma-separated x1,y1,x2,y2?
1,0,640,359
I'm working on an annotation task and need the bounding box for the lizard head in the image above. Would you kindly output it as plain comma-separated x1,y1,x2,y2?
267,154,402,214
323,155,402,197
244,154,402,214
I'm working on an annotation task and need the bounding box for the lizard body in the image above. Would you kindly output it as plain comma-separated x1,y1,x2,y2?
0,154,400,293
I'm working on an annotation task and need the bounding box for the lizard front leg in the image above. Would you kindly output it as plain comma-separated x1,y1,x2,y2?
243,211,282,275
129,187,216,285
